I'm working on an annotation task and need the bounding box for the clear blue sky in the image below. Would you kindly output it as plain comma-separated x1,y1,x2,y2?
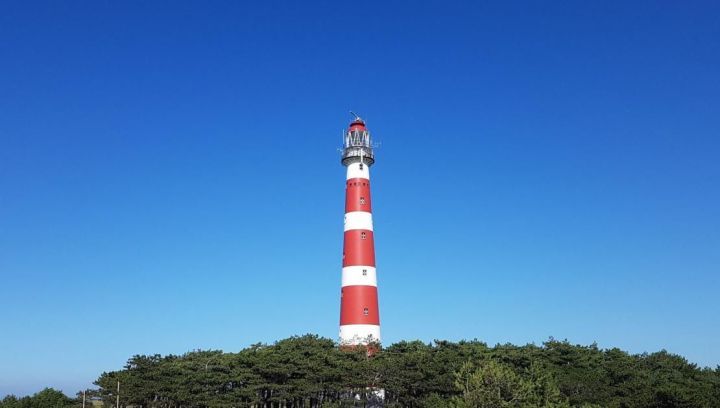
1,0,719,397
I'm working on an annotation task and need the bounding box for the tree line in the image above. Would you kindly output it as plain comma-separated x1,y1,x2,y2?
0,388,84,408
2,335,719,407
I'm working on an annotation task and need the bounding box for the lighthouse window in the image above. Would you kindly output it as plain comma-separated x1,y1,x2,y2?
362,269,367,276
361,232,366,240
363,308,369,316
360,197,366,205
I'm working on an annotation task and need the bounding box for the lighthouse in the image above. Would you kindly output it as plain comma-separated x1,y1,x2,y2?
339,114,381,346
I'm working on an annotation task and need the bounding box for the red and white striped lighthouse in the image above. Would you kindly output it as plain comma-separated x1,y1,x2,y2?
339,114,381,346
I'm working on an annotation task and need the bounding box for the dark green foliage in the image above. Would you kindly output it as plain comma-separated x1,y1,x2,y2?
451,359,569,408
0,388,77,408
5,335,719,407
87,335,720,407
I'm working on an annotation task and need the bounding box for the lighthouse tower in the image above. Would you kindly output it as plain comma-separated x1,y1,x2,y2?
339,114,381,346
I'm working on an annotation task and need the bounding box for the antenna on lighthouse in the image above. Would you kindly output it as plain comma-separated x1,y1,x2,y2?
341,112,374,167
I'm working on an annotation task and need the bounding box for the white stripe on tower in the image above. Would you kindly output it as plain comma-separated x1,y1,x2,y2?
346,161,370,180
339,117,381,347
344,211,373,231
341,266,377,287
339,325,381,344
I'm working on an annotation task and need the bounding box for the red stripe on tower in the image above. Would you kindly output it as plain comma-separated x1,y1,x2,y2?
340,286,380,324
339,114,381,346
343,230,376,266
345,179,372,213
